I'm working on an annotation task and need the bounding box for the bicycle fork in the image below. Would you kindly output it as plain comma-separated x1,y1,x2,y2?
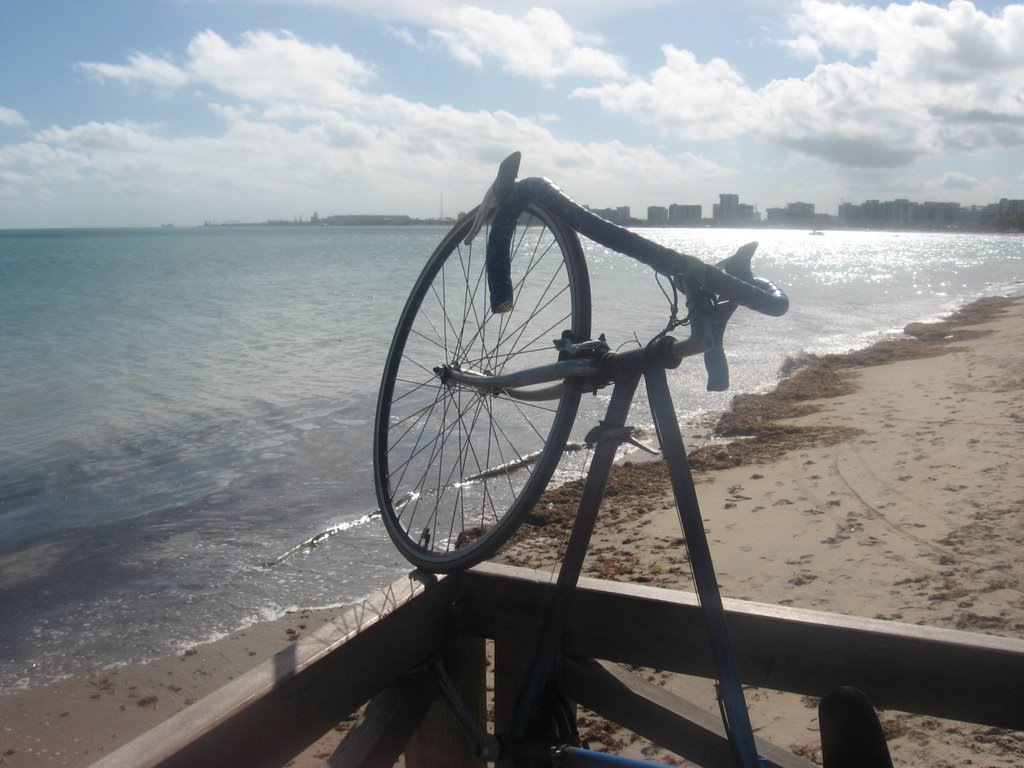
509,340,763,768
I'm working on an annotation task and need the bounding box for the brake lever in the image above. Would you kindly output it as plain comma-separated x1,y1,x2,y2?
703,301,738,392
701,242,758,392
464,151,522,245
672,284,735,392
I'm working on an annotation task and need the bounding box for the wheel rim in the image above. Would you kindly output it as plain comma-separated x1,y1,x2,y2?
374,205,590,570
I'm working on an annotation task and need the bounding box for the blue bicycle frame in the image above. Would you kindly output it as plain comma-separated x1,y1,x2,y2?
455,152,788,766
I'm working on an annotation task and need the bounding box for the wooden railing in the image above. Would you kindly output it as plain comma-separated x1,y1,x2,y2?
92,561,1024,768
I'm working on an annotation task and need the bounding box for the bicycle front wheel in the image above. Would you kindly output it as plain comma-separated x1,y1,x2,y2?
374,204,591,572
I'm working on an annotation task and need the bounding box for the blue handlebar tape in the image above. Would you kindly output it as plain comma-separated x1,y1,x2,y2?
486,201,519,313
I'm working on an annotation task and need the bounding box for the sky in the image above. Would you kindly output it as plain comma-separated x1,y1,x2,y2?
0,0,1021,228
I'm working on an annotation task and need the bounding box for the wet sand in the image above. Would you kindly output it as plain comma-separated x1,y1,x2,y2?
1,295,1021,767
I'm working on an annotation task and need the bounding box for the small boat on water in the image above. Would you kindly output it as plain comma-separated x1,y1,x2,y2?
809,229,824,235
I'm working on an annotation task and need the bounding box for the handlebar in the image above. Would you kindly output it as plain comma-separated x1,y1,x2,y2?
474,152,789,391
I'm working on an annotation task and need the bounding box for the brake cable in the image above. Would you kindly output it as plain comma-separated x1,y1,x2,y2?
650,272,717,344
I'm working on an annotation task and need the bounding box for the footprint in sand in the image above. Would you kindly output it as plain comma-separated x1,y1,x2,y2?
788,572,818,586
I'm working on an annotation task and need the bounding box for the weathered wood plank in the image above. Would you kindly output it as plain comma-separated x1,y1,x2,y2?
562,656,815,768
92,571,453,768
94,561,1024,768
327,666,438,768
460,562,1024,729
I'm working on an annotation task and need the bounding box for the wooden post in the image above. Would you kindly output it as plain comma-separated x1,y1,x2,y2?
405,606,487,768
493,607,548,736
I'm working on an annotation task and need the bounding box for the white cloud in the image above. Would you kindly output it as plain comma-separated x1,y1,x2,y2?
574,1,1024,169
937,170,980,191
573,45,759,140
758,62,936,167
0,17,662,225
780,33,825,62
275,0,675,25
0,107,28,127
0,86,703,226
79,52,190,90
768,0,1024,164
427,6,627,82
788,0,1024,83
79,30,375,108
19,122,178,189
186,30,374,106
35,121,164,150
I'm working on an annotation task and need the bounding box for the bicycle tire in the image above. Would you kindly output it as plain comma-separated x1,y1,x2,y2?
374,203,591,572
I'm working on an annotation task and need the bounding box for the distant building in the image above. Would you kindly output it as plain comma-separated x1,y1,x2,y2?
956,205,989,229
322,214,415,226
669,204,702,226
587,205,632,225
647,205,668,225
1000,198,1023,217
713,194,740,225
788,202,815,219
712,194,758,226
997,198,1024,230
766,202,817,228
837,198,985,230
892,199,914,228
920,201,960,228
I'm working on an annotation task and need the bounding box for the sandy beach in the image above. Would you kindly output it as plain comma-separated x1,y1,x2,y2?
498,294,1024,766
2,295,1021,767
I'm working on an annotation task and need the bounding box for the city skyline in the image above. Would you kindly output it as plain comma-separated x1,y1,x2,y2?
633,191,1024,228
1,1,1022,228
201,189,1021,232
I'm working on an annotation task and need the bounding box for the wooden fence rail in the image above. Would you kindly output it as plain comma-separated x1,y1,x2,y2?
91,561,1024,768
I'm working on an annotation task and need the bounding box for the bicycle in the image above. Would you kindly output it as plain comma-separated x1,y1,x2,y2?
372,153,889,767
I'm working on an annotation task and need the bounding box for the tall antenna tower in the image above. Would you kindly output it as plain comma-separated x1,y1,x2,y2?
440,192,444,220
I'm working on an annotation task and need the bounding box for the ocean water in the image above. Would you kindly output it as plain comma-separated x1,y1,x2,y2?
0,224,1020,691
